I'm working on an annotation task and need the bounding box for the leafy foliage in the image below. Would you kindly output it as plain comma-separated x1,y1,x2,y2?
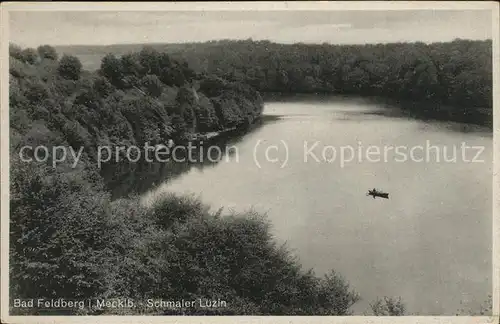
37,45,59,61
58,54,83,80
20,47,38,65
9,44,23,61
140,74,163,97
10,44,363,316
100,53,124,88
370,297,406,316
163,39,492,126
10,158,363,315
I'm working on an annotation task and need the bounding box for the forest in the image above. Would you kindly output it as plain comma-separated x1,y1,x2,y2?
61,38,491,126
165,38,493,127
8,39,493,316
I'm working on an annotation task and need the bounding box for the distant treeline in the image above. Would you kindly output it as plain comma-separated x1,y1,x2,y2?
62,38,491,126
168,39,492,126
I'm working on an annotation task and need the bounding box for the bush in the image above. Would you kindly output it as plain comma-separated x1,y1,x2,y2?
370,296,406,316
148,193,209,229
140,74,163,98
37,45,58,60
58,55,82,80
93,76,114,97
199,76,228,97
24,81,50,103
20,48,38,64
9,159,112,301
100,53,124,87
9,43,23,60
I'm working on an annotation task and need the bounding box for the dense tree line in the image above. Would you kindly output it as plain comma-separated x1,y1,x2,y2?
10,43,264,192
161,38,492,126
9,44,367,315
56,38,493,126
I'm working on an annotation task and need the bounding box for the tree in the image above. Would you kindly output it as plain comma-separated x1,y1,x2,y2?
140,74,163,98
138,46,161,75
162,63,187,87
20,48,38,64
24,81,50,103
9,43,23,60
120,53,142,77
74,89,99,110
100,53,124,87
93,76,114,97
199,76,227,97
316,270,361,315
57,55,82,80
37,45,59,60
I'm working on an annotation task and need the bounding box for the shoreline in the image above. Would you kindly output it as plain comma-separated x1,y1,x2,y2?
260,92,492,130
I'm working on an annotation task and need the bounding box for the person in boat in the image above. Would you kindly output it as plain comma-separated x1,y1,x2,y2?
367,188,389,199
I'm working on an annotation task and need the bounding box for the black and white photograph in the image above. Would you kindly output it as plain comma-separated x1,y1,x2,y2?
1,1,499,321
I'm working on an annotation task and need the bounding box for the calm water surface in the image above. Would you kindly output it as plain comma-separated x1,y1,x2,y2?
141,96,492,315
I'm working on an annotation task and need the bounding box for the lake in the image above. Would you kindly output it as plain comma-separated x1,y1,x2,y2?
140,95,492,315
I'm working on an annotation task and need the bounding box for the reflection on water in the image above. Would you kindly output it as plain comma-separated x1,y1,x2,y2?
103,117,277,199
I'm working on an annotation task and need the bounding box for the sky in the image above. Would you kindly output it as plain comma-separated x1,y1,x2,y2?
9,9,493,47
